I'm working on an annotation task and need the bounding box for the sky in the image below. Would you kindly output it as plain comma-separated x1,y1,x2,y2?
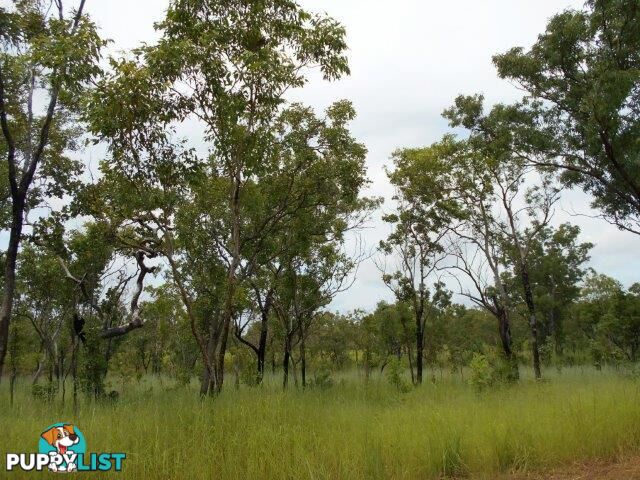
22,0,640,312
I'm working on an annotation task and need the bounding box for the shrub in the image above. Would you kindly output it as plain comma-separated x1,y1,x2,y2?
31,381,58,402
386,357,412,393
469,353,493,392
469,350,518,392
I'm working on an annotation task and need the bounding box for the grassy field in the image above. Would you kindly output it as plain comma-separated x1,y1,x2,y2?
1,367,640,479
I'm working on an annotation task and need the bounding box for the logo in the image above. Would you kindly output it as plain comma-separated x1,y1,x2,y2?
5,423,126,473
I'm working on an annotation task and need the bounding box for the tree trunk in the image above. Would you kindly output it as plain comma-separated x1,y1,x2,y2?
216,170,242,393
519,264,541,379
0,198,25,379
291,355,298,388
32,343,46,385
282,338,290,389
200,316,221,396
300,329,306,389
496,306,519,379
9,366,16,407
256,307,269,384
416,324,424,385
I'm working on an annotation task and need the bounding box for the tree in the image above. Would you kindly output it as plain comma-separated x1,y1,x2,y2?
443,96,562,379
228,102,373,386
494,0,640,235
86,0,372,395
15,244,73,387
513,223,593,357
379,163,450,384
0,0,104,377
574,272,640,364
358,301,413,378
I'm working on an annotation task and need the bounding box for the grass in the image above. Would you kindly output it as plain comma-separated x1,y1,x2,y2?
1,367,640,479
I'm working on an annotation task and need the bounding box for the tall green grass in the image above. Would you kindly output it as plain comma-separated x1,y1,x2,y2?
1,367,640,479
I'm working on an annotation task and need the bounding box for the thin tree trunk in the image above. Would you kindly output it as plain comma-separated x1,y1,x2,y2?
300,329,306,389
257,326,267,383
497,306,519,379
255,300,271,384
9,366,16,407
32,343,46,385
72,339,79,417
416,323,424,385
520,264,541,379
282,338,290,389
291,355,299,388
216,169,242,393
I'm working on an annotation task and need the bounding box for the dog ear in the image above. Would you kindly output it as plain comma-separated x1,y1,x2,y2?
64,425,75,435
41,428,58,446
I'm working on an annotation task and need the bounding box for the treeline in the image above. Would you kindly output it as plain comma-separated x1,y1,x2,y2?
10,269,640,396
0,0,639,403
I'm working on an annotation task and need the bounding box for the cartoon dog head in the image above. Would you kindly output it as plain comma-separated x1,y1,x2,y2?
41,425,79,455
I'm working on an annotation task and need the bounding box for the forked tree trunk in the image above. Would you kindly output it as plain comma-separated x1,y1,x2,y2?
200,315,222,396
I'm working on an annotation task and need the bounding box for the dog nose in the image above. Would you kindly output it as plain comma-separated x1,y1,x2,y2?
69,434,78,441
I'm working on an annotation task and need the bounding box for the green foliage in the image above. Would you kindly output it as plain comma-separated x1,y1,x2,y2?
573,272,640,365
30,381,58,402
469,353,493,392
79,332,108,399
469,349,518,392
386,356,412,393
493,0,640,233
440,434,467,478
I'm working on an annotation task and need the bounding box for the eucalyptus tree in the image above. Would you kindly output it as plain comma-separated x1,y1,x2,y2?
153,0,352,393
14,244,74,386
37,220,160,398
358,302,412,377
443,96,562,379
229,101,373,386
380,152,452,385
493,0,640,235
87,0,371,394
386,139,518,374
387,95,564,379
0,0,105,377
509,224,593,357
272,241,357,389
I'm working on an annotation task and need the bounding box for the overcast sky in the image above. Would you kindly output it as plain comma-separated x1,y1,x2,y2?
42,0,640,312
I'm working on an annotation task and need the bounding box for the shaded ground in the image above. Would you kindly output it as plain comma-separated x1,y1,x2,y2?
499,456,640,480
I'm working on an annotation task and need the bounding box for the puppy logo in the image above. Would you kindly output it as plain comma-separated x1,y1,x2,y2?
6,423,125,472
39,423,85,472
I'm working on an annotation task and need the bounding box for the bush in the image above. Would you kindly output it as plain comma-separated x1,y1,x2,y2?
469,353,493,392
31,381,58,402
386,357,412,393
469,350,518,392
